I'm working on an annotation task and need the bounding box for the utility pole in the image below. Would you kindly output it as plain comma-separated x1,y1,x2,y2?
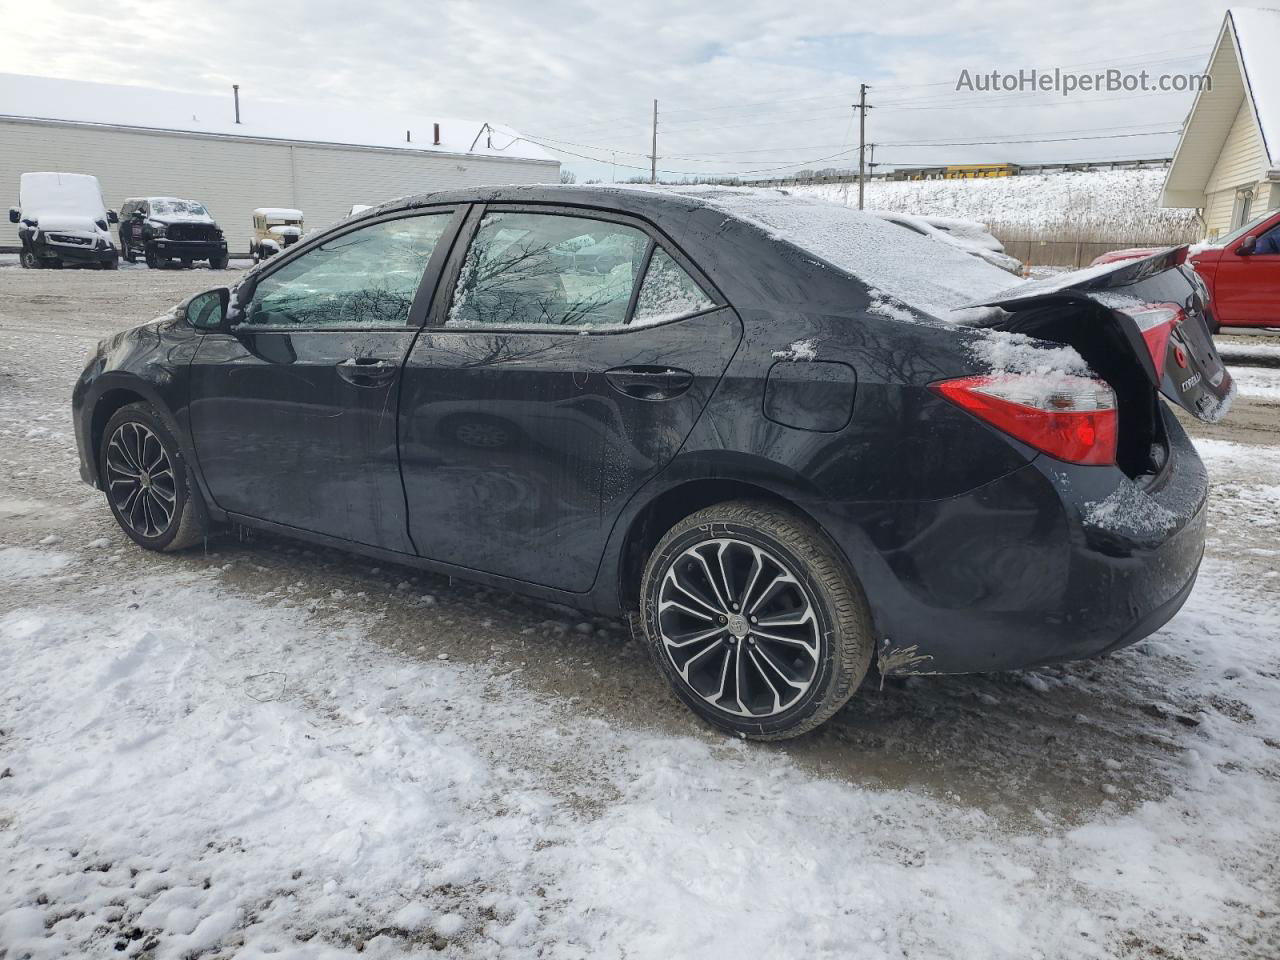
857,84,871,210
650,99,658,185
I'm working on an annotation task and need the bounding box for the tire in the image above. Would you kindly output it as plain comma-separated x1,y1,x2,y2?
99,402,208,552
20,249,38,269
122,241,138,264
181,258,192,269
250,243,259,264
210,253,229,270
639,500,874,740
102,256,119,271
145,246,160,269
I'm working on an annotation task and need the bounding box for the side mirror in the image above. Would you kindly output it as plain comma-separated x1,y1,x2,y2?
8,208,19,224
1239,235,1258,256
179,287,231,331
107,209,119,224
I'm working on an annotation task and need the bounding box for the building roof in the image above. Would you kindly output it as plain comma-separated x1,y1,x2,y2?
1162,7,1280,207
0,72,556,164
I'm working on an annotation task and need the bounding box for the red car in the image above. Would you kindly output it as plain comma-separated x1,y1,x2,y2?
1091,210,1280,329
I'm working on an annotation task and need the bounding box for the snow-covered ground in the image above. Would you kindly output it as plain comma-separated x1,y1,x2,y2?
2,270,1279,959
790,169,1201,244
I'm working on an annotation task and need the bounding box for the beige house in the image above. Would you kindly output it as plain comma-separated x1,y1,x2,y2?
1162,7,1280,238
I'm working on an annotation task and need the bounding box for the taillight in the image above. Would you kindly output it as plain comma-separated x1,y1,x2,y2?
1117,303,1181,379
932,374,1118,466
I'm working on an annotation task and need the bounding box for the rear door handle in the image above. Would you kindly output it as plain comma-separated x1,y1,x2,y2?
605,366,694,401
337,357,398,387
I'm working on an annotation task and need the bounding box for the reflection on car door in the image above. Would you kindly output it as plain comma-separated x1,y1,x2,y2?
188,209,462,551
398,206,742,592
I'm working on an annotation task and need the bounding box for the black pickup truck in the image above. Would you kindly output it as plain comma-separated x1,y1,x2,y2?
119,197,228,269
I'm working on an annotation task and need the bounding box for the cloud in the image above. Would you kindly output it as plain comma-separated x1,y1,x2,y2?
0,0,1236,181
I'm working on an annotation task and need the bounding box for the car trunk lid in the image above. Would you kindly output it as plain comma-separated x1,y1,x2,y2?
964,248,1234,423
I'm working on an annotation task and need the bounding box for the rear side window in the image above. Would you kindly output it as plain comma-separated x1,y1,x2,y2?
447,212,649,328
633,249,714,325
244,214,450,328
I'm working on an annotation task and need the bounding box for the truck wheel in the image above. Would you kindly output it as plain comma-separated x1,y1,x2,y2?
122,241,137,264
20,250,39,269
639,500,875,740
210,253,229,270
145,247,161,269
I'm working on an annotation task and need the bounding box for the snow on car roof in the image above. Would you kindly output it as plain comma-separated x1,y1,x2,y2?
652,186,1023,318
253,208,303,219
0,73,557,164
1230,7,1280,171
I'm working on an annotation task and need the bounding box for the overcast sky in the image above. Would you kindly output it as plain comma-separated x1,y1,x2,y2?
0,0,1243,182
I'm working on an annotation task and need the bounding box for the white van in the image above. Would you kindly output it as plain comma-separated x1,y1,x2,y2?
9,172,120,269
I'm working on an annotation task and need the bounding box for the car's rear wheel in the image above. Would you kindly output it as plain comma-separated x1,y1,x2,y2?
100,403,208,552
122,240,137,264
639,500,874,740
144,246,161,269
210,253,228,270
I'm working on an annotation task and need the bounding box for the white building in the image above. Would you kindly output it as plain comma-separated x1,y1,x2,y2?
1162,7,1280,237
0,73,559,250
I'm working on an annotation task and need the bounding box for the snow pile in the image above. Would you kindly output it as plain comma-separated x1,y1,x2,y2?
1084,482,1179,537
771,338,818,361
3,554,1280,958
792,170,1202,244
0,545,73,580
1230,7,1280,171
662,186,1021,319
969,329,1091,379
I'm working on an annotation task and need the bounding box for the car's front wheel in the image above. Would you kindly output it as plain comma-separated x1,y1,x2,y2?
639,500,874,740
100,402,208,551
20,249,39,269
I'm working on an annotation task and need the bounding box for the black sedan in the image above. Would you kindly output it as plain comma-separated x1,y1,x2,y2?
72,186,1233,739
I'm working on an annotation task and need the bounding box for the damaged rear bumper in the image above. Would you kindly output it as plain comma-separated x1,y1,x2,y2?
811,405,1208,676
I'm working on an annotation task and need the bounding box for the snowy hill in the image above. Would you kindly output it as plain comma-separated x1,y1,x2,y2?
791,169,1203,244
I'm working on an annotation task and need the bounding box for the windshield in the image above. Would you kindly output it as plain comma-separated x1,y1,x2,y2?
1214,210,1278,247
18,172,106,218
150,199,210,218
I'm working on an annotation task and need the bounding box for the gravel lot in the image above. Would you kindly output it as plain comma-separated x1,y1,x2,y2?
1,265,1279,959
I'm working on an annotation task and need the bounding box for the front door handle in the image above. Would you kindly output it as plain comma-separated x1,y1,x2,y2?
337,357,398,387
605,366,694,401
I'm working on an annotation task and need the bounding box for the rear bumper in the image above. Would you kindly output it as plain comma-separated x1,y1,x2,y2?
809,405,1208,675
150,239,227,260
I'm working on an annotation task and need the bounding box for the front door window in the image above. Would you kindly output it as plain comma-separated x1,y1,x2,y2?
246,215,451,328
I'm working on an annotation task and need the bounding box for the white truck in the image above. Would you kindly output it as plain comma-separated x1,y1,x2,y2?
9,172,120,270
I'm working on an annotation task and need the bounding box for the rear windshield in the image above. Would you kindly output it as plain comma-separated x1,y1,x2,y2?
665,187,1021,318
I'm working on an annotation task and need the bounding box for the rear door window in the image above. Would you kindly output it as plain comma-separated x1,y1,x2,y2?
447,212,649,328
